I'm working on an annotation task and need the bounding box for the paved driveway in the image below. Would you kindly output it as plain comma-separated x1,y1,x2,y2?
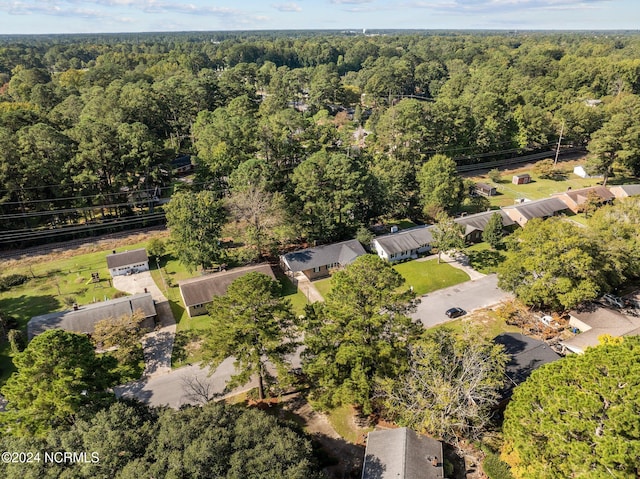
411,274,512,328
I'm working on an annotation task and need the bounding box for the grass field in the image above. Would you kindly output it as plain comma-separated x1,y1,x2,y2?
393,259,470,296
465,243,508,275
434,309,521,339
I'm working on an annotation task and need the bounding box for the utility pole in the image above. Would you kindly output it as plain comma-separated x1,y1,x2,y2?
553,121,565,168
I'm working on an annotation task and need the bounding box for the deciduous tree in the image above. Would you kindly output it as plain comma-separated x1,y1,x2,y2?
417,154,465,215
482,212,504,249
431,212,465,263
378,327,506,442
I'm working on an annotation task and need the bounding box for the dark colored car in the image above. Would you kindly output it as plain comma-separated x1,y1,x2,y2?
445,307,466,318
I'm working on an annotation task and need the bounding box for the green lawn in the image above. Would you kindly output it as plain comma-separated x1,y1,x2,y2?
279,275,311,316
392,259,470,296
465,243,508,275
326,404,373,444
433,309,521,339
312,277,332,300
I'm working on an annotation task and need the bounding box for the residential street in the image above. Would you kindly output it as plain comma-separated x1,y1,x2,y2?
411,274,512,328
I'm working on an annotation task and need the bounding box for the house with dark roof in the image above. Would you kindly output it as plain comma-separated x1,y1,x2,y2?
501,197,569,226
27,293,156,340
280,239,366,280
454,210,515,243
609,184,640,199
561,305,640,354
362,427,444,479
178,264,276,317
494,333,560,402
552,186,615,213
372,225,435,262
106,248,149,277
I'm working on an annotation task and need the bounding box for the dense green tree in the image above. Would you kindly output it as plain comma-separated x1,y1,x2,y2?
497,217,607,310
431,212,466,263
0,330,114,437
417,154,465,215
378,327,506,442
164,190,227,271
482,212,505,249
203,272,297,400
301,255,420,414
92,311,149,364
502,337,640,478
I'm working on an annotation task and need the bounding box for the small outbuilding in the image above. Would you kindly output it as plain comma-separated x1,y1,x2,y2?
512,173,531,185
474,182,497,196
106,248,149,277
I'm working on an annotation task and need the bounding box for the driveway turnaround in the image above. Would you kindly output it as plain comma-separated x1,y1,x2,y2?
411,274,512,328
113,272,176,376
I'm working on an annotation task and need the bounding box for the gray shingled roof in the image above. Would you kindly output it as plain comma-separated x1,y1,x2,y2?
362,428,444,479
106,248,148,269
373,225,435,256
455,210,514,235
178,264,276,308
561,305,640,353
502,197,568,221
558,185,615,204
28,293,156,339
611,184,640,197
281,239,366,273
494,333,560,399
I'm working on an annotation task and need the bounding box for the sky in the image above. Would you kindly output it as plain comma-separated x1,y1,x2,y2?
0,0,637,35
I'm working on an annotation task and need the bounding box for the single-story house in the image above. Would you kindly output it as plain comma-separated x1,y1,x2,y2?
474,182,497,196
106,248,149,277
280,239,366,280
512,173,531,185
362,427,444,479
178,263,276,317
502,197,569,226
27,292,156,340
494,333,560,402
552,186,615,213
561,305,640,354
372,225,435,262
454,210,515,243
609,184,640,199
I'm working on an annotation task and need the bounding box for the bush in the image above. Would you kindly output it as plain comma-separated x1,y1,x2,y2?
483,451,515,479
488,168,502,183
0,274,28,291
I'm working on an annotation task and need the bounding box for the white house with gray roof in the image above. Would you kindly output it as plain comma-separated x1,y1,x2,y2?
362,427,444,479
106,248,149,277
280,239,366,280
372,225,435,262
27,292,156,340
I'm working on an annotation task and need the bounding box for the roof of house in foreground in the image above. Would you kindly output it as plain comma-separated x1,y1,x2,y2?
178,263,275,307
373,225,435,255
362,427,444,479
106,248,148,269
28,292,155,339
610,184,640,197
494,332,560,398
281,239,365,272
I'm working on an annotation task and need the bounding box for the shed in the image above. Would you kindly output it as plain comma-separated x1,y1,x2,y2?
512,173,531,185
178,264,276,317
362,427,444,479
106,248,149,277
474,182,497,196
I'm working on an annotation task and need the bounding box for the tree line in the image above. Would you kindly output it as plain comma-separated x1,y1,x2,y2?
1,31,640,247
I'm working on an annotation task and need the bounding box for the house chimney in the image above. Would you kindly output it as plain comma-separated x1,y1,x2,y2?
73,303,78,311
112,250,116,254
144,287,148,293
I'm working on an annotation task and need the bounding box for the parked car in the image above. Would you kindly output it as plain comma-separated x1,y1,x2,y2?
601,294,625,309
445,307,466,318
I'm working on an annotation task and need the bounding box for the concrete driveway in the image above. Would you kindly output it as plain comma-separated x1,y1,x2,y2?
411,274,512,328
112,272,176,376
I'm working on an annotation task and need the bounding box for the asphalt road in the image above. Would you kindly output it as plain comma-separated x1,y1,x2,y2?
411,274,512,328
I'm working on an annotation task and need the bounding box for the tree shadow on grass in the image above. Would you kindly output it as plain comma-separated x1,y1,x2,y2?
467,249,506,274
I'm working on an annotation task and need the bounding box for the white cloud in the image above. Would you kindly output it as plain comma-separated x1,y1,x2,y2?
272,2,302,12
405,0,611,13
